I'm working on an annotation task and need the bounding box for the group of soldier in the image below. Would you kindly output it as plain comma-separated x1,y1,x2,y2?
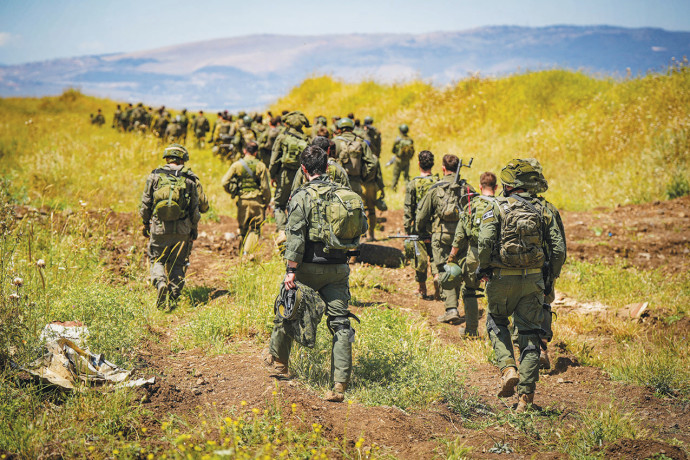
136,104,566,410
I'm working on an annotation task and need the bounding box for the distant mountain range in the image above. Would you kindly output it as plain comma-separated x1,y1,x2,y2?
1,25,688,110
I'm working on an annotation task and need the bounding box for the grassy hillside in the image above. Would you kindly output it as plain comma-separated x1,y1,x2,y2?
271,66,690,210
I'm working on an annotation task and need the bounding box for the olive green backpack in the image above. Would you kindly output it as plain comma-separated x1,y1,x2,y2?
152,169,191,221
413,175,439,209
281,132,308,170
465,195,496,247
398,137,415,160
495,195,546,268
304,180,368,251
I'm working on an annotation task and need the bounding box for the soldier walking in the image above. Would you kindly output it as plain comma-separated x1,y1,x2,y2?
192,110,210,148
139,144,209,310
221,142,271,255
390,124,415,191
476,159,565,412
292,136,350,193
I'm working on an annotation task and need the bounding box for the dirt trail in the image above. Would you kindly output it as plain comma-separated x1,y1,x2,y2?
96,197,690,458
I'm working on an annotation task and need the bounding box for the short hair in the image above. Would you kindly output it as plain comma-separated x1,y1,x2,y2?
418,150,434,171
347,112,355,120
281,110,289,115
354,119,361,127
316,125,329,137
480,171,497,188
271,116,281,125
245,141,258,155
300,145,327,175
442,154,459,173
311,136,330,151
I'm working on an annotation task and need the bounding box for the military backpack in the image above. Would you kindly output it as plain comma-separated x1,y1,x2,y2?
151,169,192,221
431,179,474,233
281,132,308,170
304,180,368,252
335,135,364,177
495,195,546,268
397,137,415,160
466,195,496,247
413,174,439,210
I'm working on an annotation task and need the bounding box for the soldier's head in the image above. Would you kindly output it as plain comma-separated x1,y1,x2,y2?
399,124,409,134
336,117,354,132
182,109,187,114
442,154,459,176
522,158,549,195
254,114,263,123
284,111,310,131
97,109,102,113
270,116,281,126
199,110,204,115
238,111,246,119
281,110,289,116
163,143,189,164
500,159,542,196
300,145,328,177
480,171,498,196
364,116,374,125
418,150,434,172
217,112,222,117
347,112,355,120
244,141,258,156
354,119,361,127
316,125,329,138
315,115,327,125
243,115,252,127
311,136,335,158
116,104,121,109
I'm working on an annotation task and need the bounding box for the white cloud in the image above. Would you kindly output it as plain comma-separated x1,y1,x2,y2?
0,32,12,47
651,46,667,52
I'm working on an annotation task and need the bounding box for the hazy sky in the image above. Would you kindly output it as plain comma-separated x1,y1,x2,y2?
1,0,689,65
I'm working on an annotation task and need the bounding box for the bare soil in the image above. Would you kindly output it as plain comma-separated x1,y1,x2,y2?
66,196,690,458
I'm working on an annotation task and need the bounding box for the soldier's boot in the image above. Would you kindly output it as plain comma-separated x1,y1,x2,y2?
262,348,289,377
437,308,462,325
497,366,519,398
433,280,441,301
539,340,551,370
458,327,479,339
324,382,347,402
156,283,168,310
516,393,534,413
415,282,427,298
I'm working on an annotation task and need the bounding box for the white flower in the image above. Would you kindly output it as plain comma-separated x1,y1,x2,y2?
9,293,20,301
36,259,46,268
12,277,23,287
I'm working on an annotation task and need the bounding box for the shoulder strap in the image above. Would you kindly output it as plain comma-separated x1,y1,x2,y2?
153,168,193,180
511,193,540,215
239,159,255,179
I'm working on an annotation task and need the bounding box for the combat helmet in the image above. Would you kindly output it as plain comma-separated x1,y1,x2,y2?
500,159,543,191
163,143,189,162
336,117,355,130
364,116,374,125
522,158,549,194
438,263,462,289
283,111,311,129
399,124,409,134
242,115,252,126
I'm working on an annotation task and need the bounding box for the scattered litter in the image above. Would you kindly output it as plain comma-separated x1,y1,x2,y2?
21,322,154,391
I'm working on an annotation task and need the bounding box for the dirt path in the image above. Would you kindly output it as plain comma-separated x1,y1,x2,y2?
95,197,690,458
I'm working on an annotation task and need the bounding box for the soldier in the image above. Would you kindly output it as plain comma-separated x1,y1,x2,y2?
213,114,236,160
152,107,169,139
91,109,105,126
523,159,566,370
292,136,350,193
120,103,134,132
237,115,257,155
259,116,282,168
112,105,122,129
403,150,439,300
139,144,209,310
193,110,211,148
416,154,475,325
263,145,367,402
269,111,311,244
476,159,565,412
333,117,380,240
178,109,189,145
362,116,382,158
312,115,331,139
210,112,223,143
165,115,183,144
447,171,498,338
390,124,415,191
252,114,269,163
221,141,271,254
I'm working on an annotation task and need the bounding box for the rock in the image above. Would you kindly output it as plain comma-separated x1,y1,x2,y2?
224,232,236,241
193,388,202,395
196,377,206,385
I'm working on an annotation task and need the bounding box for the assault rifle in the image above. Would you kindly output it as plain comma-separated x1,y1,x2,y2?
387,234,428,258
453,157,474,185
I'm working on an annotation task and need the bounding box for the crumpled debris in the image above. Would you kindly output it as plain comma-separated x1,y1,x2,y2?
22,322,154,391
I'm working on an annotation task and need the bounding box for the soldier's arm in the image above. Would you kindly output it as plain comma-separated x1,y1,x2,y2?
187,171,209,214
221,164,239,195
284,192,309,264
477,202,500,267
415,192,432,235
403,181,416,234
361,142,378,182
268,135,283,179
188,178,201,228
392,138,399,155
451,215,469,248
291,168,305,195
258,164,272,205
139,174,155,225
544,209,566,278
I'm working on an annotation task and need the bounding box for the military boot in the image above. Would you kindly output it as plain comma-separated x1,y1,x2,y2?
539,341,551,370
433,280,441,301
415,282,427,299
497,366,519,397
516,393,534,413
324,382,347,402
262,348,289,377
458,327,479,339
437,308,462,325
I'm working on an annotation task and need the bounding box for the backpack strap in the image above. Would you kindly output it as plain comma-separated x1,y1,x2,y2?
511,193,541,215
153,168,193,180
239,159,255,179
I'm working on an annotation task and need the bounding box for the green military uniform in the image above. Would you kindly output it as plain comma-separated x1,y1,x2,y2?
403,174,439,284
416,173,475,318
451,194,496,335
362,124,381,158
91,111,105,126
269,174,359,388
139,145,209,307
291,158,350,194
269,112,310,234
261,124,281,167
221,154,271,252
334,123,379,239
391,133,415,190
112,107,122,129
478,164,565,400
192,113,210,147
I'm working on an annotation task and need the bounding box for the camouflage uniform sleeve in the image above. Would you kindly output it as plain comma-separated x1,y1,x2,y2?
191,173,209,214
221,163,239,195
477,201,500,267
361,141,378,182
452,213,469,248
544,207,566,278
338,165,351,189
269,133,284,179
257,163,271,205
187,177,201,228
415,190,433,235
392,137,400,156
403,179,416,234
139,173,155,225
291,168,305,195
284,190,309,264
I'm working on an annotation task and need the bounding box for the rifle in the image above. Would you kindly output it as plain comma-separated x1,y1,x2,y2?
385,157,397,167
453,157,474,185
387,234,427,257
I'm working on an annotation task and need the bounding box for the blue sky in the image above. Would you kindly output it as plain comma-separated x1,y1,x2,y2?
1,0,689,65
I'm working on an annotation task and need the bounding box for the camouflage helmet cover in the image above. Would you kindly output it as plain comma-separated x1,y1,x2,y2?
284,111,311,129
438,263,462,289
523,158,549,194
336,117,355,129
399,124,409,134
242,115,252,126
500,159,543,191
275,283,304,320
163,143,190,162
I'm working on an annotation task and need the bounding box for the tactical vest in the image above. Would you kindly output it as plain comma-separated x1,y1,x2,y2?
494,195,546,269
431,179,474,234
281,131,308,170
238,158,261,193
413,175,439,211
